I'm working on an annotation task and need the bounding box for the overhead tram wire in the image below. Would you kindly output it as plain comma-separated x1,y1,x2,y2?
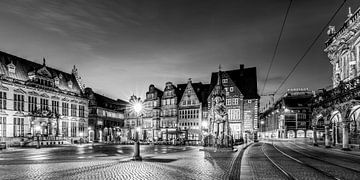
273,0,348,95
261,0,293,95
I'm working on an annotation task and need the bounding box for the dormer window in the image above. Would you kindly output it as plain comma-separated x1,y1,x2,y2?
54,77,60,86
68,81,73,89
222,79,228,83
7,62,16,73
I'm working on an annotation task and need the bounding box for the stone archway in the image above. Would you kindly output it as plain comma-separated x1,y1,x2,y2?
287,130,295,138
329,110,342,145
348,105,360,144
306,130,313,138
296,130,305,138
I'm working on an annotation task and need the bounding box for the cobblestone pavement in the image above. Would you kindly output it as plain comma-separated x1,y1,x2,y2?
0,145,246,180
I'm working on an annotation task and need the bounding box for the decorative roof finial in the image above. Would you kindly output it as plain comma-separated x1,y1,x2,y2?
43,57,46,66
217,64,222,86
188,78,192,83
348,7,353,18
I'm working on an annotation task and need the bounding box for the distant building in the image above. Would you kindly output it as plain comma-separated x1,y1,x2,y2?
208,65,260,140
0,51,88,145
84,88,127,143
177,78,210,145
143,84,163,141
259,89,314,139
160,82,179,141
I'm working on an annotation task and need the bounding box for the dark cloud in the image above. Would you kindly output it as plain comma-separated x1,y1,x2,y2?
0,0,357,108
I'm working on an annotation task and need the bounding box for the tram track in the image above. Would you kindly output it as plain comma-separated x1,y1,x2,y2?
274,141,360,180
283,142,360,172
262,142,344,180
260,143,295,180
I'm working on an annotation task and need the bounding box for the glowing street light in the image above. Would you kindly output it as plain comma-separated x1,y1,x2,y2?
130,96,143,161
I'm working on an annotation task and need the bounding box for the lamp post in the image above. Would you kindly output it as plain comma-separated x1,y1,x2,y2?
132,101,143,161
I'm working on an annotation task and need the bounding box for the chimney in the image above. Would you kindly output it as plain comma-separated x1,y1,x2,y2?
240,64,244,76
240,64,244,70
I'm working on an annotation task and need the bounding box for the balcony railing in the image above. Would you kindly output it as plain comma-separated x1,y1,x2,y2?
313,75,360,108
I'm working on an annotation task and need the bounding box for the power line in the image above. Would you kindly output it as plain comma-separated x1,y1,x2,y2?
273,0,347,95
261,0,293,95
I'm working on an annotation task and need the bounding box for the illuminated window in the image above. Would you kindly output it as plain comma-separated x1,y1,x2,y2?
0,92,6,110
14,94,24,111
226,99,231,105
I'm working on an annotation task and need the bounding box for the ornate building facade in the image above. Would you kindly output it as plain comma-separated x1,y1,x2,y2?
177,79,210,145
160,82,178,141
208,65,260,141
84,88,127,143
312,6,360,150
143,84,163,141
0,51,88,145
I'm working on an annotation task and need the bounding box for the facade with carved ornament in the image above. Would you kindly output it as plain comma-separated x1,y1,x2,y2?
0,51,88,146
177,79,210,145
312,6,360,150
207,65,260,142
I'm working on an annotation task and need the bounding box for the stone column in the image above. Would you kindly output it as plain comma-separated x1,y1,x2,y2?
342,122,350,151
313,126,318,146
332,125,336,146
325,125,331,148
335,124,339,145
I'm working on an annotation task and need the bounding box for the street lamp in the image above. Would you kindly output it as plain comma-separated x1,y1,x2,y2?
132,100,143,161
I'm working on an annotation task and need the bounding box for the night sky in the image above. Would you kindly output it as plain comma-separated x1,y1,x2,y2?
0,0,358,109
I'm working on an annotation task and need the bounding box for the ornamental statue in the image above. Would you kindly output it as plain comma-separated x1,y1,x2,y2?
208,67,232,148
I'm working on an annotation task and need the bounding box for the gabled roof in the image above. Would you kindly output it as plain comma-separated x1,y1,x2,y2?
0,51,82,94
176,84,187,103
209,67,259,99
145,84,163,101
93,93,128,111
176,82,210,107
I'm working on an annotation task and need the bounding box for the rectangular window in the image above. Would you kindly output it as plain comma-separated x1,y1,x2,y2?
14,94,24,111
79,123,85,136
40,98,49,111
28,96,37,112
0,92,7,110
71,104,77,117
226,99,231,105
51,100,59,114
71,122,77,137
0,117,6,137
62,102,69,116
62,121,68,137
233,98,238,105
79,105,85,117
13,118,24,137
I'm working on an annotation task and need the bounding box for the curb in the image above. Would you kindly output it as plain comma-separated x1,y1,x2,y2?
228,142,254,179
